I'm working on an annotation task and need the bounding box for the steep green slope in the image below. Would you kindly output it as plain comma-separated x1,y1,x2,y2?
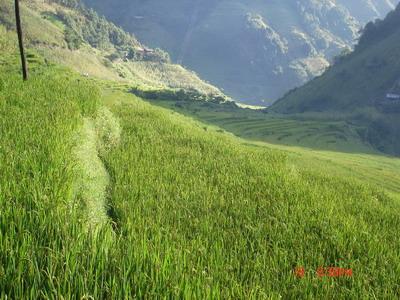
272,4,400,155
273,4,400,112
82,0,398,104
144,97,375,153
141,95,400,200
0,0,226,100
101,90,400,298
0,63,112,298
2,15,400,298
1,60,400,298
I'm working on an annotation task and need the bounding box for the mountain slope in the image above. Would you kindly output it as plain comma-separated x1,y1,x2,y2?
82,0,398,104
272,5,400,112
2,46,400,298
337,0,398,22
2,2,400,298
0,0,226,100
271,4,400,154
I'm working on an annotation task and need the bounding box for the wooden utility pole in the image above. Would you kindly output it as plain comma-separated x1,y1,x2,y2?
15,0,28,80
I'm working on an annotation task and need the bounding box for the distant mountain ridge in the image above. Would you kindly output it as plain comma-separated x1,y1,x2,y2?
82,0,399,104
336,0,398,22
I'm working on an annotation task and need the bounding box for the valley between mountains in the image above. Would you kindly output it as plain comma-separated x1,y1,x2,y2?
1,0,400,298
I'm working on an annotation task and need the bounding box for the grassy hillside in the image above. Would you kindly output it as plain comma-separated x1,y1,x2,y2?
3,1,400,298
0,64,109,298
145,97,373,152
2,30,400,298
2,67,400,298
138,96,400,201
0,0,226,100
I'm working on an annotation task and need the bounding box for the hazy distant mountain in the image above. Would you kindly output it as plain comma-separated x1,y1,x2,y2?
337,0,398,22
272,3,400,154
82,0,399,104
272,2,400,113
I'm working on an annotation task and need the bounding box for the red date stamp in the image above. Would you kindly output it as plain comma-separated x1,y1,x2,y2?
317,266,353,278
294,266,353,278
294,266,306,278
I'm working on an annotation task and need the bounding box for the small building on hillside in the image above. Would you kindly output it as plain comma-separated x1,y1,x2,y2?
385,78,400,101
378,78,400,112
135,47,155,54
386,93,400,100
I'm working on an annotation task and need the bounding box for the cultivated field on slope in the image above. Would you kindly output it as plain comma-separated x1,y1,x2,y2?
2,62,400,297
136,97,400,201
0,68,112,298
100,90,400,298
251,142,400,202
2,5,400,296
143,99,374,154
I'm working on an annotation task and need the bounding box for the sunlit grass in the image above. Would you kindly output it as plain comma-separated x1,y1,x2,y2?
2,6,400,296
100,91,400,298
1,64,400,298
0,68,112,298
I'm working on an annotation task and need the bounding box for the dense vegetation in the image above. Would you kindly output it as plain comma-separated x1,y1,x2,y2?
1,31,400,296
2,1,400,298
271,3,400,155
130,86,228,104
50,0,169,62
0,66,106,298
142,95,400,203
358,4,400,49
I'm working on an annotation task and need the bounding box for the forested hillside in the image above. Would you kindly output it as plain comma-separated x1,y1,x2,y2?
272,3,400,155
0,0,226,100
82,0,398,104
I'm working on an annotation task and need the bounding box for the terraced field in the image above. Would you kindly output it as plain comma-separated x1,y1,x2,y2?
140,98,400,202
2,42,400,299
3,1,400,298
145,99,375,154
252,142,400,201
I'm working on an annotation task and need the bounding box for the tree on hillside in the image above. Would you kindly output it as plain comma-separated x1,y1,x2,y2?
14,0,28,80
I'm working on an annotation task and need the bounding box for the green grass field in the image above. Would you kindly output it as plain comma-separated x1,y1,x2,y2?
2,2,400,297
144,98,374,154
143,97,400,201
2,61,400,297
252,142,400,202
